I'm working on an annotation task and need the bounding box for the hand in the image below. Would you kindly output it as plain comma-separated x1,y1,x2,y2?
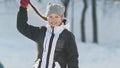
20,0,29,8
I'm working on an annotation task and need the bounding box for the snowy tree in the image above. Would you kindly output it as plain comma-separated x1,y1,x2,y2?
92,0,98,43
60,0,70,17
81,0,88,42
0,62,4,68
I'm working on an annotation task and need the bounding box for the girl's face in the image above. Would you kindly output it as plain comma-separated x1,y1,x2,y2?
47,13,62,27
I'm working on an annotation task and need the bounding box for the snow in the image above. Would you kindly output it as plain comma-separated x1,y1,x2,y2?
78,42,120,68
0,0,120,68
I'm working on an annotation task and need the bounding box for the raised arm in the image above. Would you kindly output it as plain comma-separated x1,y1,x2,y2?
17,0,40,41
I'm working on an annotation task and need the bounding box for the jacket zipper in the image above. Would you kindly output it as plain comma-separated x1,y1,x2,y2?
46,27,55,68
44,39,48,52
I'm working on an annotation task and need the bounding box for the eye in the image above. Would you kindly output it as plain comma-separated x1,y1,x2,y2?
48,16,53,18
55,16,60,18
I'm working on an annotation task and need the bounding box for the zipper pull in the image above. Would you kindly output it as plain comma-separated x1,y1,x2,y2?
52,27,54,35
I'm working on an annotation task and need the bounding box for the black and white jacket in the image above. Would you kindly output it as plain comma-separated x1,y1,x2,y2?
17,7,79,68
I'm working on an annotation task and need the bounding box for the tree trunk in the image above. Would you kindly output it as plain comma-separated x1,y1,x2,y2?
81,0,88,42
92,0,98,43
71,0,74,32
61,0,70,17
0,62,4,68
64,4,68,17
38,0,41,2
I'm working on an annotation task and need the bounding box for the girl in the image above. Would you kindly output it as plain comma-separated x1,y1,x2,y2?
17,0,79,68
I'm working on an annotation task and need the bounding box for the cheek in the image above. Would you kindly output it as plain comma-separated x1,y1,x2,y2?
58,21,61,24
47,19,52,23
57,20,62,24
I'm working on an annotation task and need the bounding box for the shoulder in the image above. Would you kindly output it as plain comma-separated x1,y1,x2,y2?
39,26,47,29
64,29,74,36
39,26,47,31
62,29,75,39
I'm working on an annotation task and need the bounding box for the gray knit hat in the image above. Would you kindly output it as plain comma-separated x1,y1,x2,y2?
45,3,65,18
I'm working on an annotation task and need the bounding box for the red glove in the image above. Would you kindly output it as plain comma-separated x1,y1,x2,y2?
20,0,29,8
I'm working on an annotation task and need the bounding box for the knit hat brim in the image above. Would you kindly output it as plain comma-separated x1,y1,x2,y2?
45,3,65,18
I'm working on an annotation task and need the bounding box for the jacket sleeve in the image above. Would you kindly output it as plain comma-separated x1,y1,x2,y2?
65,32,79,68
17,7,40,41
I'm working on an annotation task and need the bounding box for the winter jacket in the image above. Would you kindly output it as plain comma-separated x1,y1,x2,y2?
17,7,79,68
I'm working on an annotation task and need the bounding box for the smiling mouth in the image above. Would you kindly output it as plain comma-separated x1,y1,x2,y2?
51,22,57,24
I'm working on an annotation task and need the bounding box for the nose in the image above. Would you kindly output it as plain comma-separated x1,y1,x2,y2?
51,18,56,22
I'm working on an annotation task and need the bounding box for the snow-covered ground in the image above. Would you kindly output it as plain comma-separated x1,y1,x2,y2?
0,0,120,68
78,43,120,68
